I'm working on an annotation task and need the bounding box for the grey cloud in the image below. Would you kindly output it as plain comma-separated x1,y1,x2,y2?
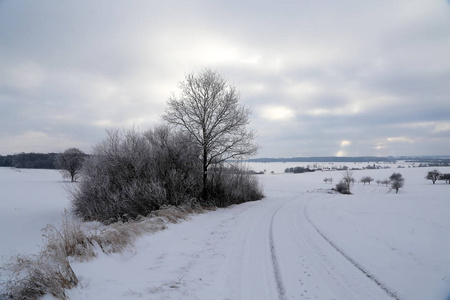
1,0,449,156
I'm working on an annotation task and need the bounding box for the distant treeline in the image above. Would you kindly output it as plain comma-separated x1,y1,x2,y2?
0,153,59,169
284,166,314,174
247,156,450,164
2,153,449,170
407,159,450,167
248,156,397,163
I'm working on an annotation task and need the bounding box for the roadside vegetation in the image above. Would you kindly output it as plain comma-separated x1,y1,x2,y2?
1,69,263,299
71,69,262,224
0,207,200,299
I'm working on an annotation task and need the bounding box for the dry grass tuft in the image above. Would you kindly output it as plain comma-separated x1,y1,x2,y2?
152,205,190,223
1,250,78,299
43,210,96,261
1,205,203,299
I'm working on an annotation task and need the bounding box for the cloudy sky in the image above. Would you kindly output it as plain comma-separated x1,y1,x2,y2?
1,0,449,158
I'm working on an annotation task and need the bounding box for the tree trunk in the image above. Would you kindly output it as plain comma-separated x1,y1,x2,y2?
202,148,208,202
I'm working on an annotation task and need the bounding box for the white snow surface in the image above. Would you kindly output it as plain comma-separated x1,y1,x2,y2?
1,164,450,300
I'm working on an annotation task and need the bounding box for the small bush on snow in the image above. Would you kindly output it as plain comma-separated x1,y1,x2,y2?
334,181,350,194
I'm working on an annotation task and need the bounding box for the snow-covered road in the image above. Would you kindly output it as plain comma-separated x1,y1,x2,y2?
273,194,396,300
66,171,414,300
210,191,398,300
68,192,396,300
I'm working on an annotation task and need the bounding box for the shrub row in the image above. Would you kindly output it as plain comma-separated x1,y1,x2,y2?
70,126,264,224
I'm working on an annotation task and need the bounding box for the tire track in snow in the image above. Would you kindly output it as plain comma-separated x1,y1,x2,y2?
269,204,288,300
303,199,401,300
280,198,363,299
226,197,294,300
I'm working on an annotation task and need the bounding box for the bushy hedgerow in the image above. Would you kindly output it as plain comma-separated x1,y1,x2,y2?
70,126,202,223
207,165,265,207
70,126,263,224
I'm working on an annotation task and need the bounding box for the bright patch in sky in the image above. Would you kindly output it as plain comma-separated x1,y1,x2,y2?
433,122,450,133
387,137,415,144
259,105,295,122
336,150,346,157
340,140,351,147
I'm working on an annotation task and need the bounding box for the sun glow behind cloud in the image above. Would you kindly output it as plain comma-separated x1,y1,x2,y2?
387,137,415,144
340,140,351,147
259,105,295,122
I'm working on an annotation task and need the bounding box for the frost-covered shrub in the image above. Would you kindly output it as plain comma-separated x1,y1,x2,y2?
71,129,157,223
71,125,263,223
144,126,202,207
71,127,202,223
207,164,264,207
334,181,350,194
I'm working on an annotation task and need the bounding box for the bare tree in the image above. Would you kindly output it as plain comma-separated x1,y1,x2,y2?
323,177,333,184
163,68,258,202
381,179,390,186
340,170,354,194
390,172,405,193
426,169,441,184
440,173,450,184
56,148,85,182
391,179,404,193
360,176,374,185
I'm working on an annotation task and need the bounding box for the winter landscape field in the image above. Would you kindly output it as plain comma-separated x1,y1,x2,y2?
1,163,450,300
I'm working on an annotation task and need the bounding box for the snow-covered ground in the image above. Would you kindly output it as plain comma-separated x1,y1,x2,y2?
0,168,69,256
1,165,449,300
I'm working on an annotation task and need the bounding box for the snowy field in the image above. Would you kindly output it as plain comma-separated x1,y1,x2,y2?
1,164,450,300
